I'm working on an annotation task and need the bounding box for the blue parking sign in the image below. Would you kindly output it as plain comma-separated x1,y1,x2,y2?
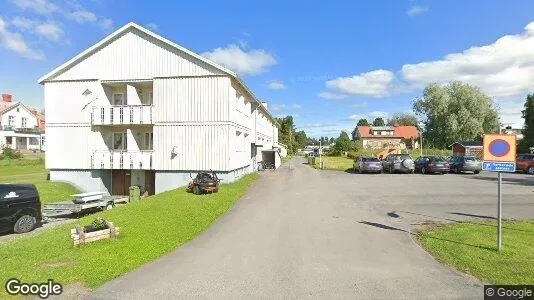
482,161,516,173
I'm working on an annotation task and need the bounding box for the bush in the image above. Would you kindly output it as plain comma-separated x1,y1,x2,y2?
0,146,23,160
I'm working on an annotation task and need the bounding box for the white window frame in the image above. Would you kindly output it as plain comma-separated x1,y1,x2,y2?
8,116,15,126
144,132,153,150
113,93,125,106
21,117,27,128
113,132,127,150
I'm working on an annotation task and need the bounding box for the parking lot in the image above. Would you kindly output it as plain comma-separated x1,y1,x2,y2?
323,166,534,231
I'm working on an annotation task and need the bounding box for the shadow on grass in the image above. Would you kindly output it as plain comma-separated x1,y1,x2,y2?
423,235,496,252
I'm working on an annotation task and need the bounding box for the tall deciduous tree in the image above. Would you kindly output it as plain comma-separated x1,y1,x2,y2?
413,81,500,149
373,117,385,126
334,131,352,154
294,130,308,150
357,119,370,126
275,116,297,153
519,94,534,153
387,113,419,127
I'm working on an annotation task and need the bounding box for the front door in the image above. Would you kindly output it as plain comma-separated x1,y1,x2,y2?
112,170,130,195
145,171,155,196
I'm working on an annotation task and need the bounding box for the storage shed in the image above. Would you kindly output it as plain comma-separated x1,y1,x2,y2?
449,141,483,158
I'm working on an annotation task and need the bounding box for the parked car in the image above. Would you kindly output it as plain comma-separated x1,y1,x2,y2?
353,156,383,173
414,156,450,174
516,153,534,174
449,156,482,174
382,154,415,174
0,184,41,234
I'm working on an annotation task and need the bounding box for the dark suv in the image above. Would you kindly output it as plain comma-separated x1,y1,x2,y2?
449,156,482,174
0,184,42,233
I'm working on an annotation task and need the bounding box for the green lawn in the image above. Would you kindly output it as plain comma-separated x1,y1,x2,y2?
0,173,258,295
417,221,534,284
0,159,79,204
311,156,353,171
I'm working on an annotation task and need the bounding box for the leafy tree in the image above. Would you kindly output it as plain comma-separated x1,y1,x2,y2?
413,81,500,149
519,94,534,153
275,116,297,153
329,137,335,144
294,130,308,149
373,117,385,126
333,131,352,154
357,119,370,126
387,113,419,127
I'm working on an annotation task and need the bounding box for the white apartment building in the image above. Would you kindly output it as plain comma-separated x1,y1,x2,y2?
39,22,280,196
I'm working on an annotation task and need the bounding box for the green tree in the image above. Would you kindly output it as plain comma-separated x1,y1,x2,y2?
357,119,370,126
413,81,500,149
275,116,297,153
294,130,308,150
519,94,534,153
387,113,419,127
373,117,385,126
334,131,352,155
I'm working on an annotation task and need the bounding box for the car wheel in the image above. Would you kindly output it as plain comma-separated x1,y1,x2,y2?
422,167,426,174
193,185,201,195
14,215,36,234
474,171,480,175
528,166,534,175
105,203,114,210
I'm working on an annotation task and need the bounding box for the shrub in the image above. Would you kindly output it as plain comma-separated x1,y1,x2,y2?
0,146,23,160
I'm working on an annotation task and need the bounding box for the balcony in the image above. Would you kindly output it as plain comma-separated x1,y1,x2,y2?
91,105,153,126
91,150,154,170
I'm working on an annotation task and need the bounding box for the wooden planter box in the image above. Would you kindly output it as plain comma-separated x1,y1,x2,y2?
71,221,120,247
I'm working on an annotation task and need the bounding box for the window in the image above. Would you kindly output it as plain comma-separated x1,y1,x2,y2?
113,93,125,105
113,132,127,150
144,132,153,150
8,116,14,126
21,117,27,128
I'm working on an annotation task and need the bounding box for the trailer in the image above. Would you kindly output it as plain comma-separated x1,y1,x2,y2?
42,192,128,218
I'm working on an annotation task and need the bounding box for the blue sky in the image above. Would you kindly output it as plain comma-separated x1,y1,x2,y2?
1,0,534,137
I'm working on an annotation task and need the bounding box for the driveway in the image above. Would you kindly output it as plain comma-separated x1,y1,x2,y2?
89,157,531,299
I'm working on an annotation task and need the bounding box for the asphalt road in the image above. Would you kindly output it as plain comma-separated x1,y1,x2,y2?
91,157,534,299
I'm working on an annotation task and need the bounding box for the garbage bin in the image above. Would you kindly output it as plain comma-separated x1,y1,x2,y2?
129,186,140,202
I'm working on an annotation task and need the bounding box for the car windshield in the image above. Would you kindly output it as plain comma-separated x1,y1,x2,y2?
362,157,379,162
394,154,411,161
429,157,447,162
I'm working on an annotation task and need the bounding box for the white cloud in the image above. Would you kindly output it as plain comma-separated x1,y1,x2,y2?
406,6,428,17
271,104,286,111
346,111,390,121
11,0,59,14
11,17,35,31
318,92,348,100
325,70,396,98
146,23,158,31
34,22,64,41
0,18,44,60
98,18,114,31
69,10,97,23
267,80,286,90
202,44,277,76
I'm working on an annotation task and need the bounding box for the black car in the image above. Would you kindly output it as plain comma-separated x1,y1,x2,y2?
414,156,450,174
0,184,41,233
449,156,482,174
353,156,383,173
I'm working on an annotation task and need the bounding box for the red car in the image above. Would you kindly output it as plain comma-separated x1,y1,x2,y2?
516,154,534,174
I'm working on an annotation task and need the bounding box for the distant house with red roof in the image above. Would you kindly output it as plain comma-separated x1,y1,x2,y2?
356,125,419,149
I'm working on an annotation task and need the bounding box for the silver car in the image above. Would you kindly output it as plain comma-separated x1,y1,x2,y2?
353,156,383,173
382,154,415,174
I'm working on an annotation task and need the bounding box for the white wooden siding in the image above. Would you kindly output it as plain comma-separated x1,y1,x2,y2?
45,126,106,169
153,124,229,171
51,30,224,81
154,77,230,122
0,106,38,129
44,80,107,124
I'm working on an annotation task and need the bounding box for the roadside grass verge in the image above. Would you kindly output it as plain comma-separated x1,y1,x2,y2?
0,173,258,295
417,221,534,284
312,156,353,171
0,159,79,204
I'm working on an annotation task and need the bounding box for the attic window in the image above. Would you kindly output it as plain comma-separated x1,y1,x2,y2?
82,89,92,96
17,107,19,112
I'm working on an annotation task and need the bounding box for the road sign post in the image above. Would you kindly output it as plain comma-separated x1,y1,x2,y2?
482,134,517,252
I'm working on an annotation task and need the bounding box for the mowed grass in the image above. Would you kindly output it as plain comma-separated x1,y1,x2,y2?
0,173,258,295
0,159,79,204
417,221,534,284
311,156,353,171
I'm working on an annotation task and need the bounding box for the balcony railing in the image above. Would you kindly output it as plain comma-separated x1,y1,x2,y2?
91,150,154,170
91,105,153,126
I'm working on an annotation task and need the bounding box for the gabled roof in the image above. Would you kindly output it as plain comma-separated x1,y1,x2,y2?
449,141,483,148
37,22,278,127
357,126,419,139
0,101,14,114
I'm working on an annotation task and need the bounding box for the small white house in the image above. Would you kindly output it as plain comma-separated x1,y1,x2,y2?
0,101,45,151
39,22,280,196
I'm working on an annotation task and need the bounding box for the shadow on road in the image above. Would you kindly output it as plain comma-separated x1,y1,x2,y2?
449,212,496,220
465,175,534,186
359,221,408,233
